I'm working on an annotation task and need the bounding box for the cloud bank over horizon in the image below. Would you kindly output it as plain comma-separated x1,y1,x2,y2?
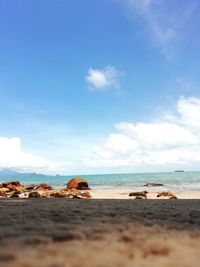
88,96,200,172
0,137,58,174
1,96,200,174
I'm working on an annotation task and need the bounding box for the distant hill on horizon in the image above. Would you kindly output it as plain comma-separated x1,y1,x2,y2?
0,168,56,180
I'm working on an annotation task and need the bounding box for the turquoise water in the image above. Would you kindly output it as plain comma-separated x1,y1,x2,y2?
5,171,200,193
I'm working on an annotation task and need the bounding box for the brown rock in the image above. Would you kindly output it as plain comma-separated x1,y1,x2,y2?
53,191,70,198
169,195,178,199
129,191,148,199
81,191,91,198
2,181,21,187
24,185,35,191
69,188,82,197
10,192,20,198
6,184,18,191
70,188,81,193
157,191,174,198
35,183,53,190
134,196,144,200
29,191,41,198
39,191,52,198
0,187,10,194
2,181,23,192
67,177,90,190
72,195,82,199
15,186,25,192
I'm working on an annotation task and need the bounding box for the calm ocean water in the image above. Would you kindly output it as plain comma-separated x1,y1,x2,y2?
11,171,200,193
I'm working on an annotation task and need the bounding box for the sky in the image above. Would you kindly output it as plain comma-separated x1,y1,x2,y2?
0,0,200,174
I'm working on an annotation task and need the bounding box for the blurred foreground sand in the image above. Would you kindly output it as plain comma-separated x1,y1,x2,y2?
1,198,200,267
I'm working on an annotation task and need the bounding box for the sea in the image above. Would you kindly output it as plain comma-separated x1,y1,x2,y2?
6,171,200,194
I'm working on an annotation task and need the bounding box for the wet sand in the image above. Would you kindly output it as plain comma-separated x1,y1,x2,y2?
1,198,200,267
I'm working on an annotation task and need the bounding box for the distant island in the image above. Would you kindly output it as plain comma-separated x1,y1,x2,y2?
174,170,184,172
0,169,48,179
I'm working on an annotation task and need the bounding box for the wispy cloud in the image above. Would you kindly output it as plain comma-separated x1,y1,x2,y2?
123,0,197,57
86,65,122,91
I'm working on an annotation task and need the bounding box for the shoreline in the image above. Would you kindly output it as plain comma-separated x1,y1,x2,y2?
91,188,200,199
1,178,200,200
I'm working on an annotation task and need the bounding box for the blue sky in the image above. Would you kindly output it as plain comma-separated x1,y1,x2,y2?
1,0,200,174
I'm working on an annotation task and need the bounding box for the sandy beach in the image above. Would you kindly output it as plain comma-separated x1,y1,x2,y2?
91,188,200,199
1,198,200,267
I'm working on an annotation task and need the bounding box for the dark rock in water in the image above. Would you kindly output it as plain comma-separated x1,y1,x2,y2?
67,177,90,190
35,183,53,190
144,183,164,187
29,191,41,198
129,191,148,199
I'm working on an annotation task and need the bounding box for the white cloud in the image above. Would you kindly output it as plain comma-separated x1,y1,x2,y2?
116,122,197,149
0,137,58,173
178,96,200,129
89,96,200,171
86,65,121,90
2,96,200,174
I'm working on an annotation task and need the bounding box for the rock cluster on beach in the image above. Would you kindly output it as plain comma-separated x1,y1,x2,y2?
127,182,178,200
157,191,178,199
0,177,91,199
129,190,178,199
129,191,148,199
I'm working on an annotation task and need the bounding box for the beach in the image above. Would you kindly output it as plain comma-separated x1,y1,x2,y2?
1,176,200,266
1,198,200,267
91,188,200,199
